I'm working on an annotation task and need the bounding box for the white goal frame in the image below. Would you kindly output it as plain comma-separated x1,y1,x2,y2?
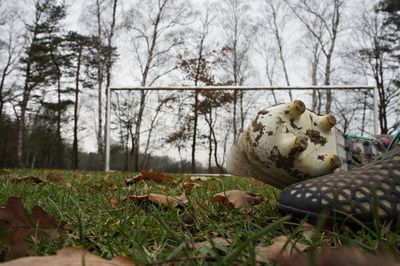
105,85,377,171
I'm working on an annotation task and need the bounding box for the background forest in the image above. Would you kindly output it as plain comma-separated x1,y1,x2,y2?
0,0,398,172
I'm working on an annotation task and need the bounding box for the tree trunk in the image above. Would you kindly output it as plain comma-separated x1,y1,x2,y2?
134,90,146,171
17,53,34,168
72,44,83,170
0,48,12,122
133,1,164,172
270,1,292,101
191,90,199,173
210,109,224,173
324,53,332,114
232,90,238,141
95,0,104,160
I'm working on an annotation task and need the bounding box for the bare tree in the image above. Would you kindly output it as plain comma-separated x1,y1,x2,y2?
124,0,192,171
285,0,343,113
83,0,119,162
112,91,137,170
262,0,293,101
0,12,21,121
346,0,399,134
219,0,256,141
175,3,216,172
255,35,279,104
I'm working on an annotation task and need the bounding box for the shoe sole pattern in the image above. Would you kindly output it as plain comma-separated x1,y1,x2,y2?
278,148,400,226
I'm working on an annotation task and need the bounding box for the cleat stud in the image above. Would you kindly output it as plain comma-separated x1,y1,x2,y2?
294,136,308,152
327,154,342,171
288,100,306,118
319,114,336,131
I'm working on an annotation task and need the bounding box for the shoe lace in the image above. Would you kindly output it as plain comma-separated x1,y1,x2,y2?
388,130,400,151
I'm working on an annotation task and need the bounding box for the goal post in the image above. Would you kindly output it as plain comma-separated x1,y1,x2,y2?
105,85,377,172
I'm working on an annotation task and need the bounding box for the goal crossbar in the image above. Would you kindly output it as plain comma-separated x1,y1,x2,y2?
105,85,377,171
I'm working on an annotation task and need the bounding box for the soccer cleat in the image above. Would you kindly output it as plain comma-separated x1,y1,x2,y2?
226,100,345,189
277,146,400,226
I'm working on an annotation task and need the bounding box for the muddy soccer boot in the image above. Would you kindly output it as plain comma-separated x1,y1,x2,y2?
277,145,400,226
227,100,345,189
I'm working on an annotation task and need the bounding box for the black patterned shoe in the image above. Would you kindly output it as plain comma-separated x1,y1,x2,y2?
277,146,400,226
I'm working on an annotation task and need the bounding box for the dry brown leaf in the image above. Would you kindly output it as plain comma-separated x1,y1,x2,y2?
212,190,263,209
182,182,201,191
0,168,11,174
276,246,399,266
0,197,66,260
12,176,43,184
110,198,119,208
46,172,64,182
125,170,173,185
192,237,231,250
129,193,188,208
103,174,110,182
63,182,73,191
300,223,317,241
1,246,135,266
255,236,309,263
138,180,149,194
94,183,104,190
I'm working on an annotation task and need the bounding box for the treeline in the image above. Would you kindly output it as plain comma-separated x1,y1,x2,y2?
0,0,398,172
0,114,207,172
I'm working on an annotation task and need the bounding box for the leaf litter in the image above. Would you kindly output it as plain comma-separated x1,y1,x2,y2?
212,190,264,209
1,247,135,266
2,170,398,265
129,193,188,209
12,176,43,184
255,235,309,263
0,197,66,260
125,170,173,185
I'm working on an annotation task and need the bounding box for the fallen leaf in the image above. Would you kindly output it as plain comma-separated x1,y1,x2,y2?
255,236,309,263
182,182,201,191
138,180,149,194
103,174,110,182
300,223,317,241
1,246,135,266
129,193,188,208
0,168,11,174
93,183,104,191
63,182,73,190
276,246,399,266
189,176,211,181
0,197,66,260
110,198,119,208
192,237,231,250
125,170,173,185
212,190,263,209
12,176,43,184
46,172,64,182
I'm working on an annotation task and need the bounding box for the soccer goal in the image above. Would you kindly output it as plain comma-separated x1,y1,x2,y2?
105,85,377,172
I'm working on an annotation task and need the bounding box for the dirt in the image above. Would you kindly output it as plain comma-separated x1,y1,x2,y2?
290,118,302,130
305,129,327,145
257,109,269,115
252,119,265,143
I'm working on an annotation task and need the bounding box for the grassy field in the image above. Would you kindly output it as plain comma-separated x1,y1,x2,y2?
0,169,399,265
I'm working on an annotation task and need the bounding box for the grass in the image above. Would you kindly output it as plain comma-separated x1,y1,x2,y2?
0,168,399,265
